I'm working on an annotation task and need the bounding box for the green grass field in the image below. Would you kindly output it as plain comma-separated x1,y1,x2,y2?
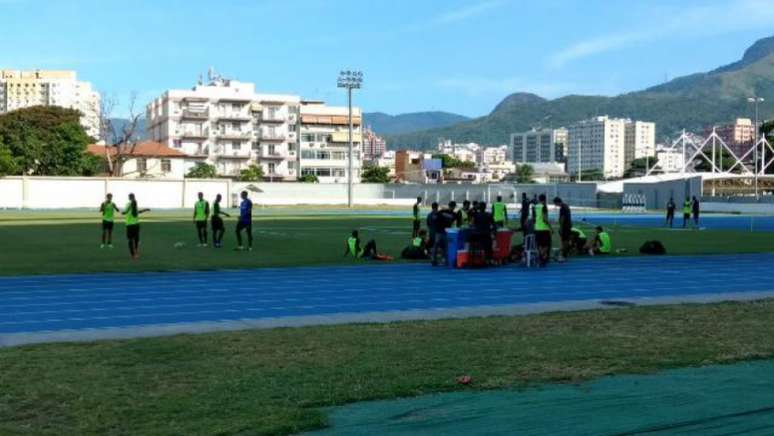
1,209,774,276
3,209,774,434
3,300,774,435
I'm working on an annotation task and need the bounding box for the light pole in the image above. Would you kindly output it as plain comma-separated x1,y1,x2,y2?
748,96,765,199
337,70,363,208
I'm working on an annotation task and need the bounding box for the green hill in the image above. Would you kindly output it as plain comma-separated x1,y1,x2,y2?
386,36,774,149
363,111,469,135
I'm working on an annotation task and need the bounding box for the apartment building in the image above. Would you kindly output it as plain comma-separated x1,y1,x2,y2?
478,145,509,165
0,69,101,138
298,101,363,183
566,117,655,179
510,128,567,164
624,121,656,165
704,118,754,158
146,77,301,180
362,127,386,161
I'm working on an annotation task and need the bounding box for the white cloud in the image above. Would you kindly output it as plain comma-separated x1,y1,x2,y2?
548,0,774,69
432,0,506,25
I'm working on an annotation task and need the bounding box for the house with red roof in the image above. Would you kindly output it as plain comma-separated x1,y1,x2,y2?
87,141,187,178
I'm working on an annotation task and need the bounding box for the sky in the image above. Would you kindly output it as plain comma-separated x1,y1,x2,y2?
1,0,773,118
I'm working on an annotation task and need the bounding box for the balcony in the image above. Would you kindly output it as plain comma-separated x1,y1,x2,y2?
216,112,252,122
217,151,252,160
178,129,209,139
180,109,209,120
258,113,287,123
257,150,287,160
257,131,286,142
216,130,252,140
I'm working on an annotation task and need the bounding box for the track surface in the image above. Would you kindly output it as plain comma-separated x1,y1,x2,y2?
2,253,774,346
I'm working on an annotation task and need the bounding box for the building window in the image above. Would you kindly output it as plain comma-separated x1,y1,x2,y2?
301,133,315,142
268,144,276,155
137,158,147,173
232,141,241,151
268,163,276,174
161,159,171,173
173,139,182,148
251,142,260,151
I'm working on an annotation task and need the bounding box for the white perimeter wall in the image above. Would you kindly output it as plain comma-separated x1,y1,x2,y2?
0,177,232,209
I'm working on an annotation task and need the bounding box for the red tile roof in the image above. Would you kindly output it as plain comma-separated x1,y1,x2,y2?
87,141,186,158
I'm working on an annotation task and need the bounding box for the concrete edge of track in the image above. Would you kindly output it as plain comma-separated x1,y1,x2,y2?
3,289,774,348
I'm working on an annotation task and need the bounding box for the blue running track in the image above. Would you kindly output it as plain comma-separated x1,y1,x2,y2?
574,212,774,232
2,253,774,346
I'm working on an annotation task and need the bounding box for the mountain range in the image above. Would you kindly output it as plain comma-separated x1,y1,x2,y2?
362,111,469,135
384,35,774,150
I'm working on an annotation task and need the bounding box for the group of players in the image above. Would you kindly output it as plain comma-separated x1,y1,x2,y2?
98,191,257,259
396,193,612,267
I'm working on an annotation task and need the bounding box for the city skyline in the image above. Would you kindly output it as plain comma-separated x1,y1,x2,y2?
2,0,772,117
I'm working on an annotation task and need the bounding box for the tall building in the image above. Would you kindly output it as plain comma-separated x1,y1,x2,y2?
705,118,754,158
362,127,386,161
624,121,656,165
298,101,363,183
566,117,655,179
0,69,101,138
147,74,363,182
510,128,567,164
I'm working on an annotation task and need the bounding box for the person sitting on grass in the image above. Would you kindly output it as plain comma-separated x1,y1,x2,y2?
345,230,392,261
570,226,587,254
401,229,429,260
588,226,611,256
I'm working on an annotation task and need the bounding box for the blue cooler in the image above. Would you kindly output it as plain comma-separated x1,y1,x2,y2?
446,229,459,267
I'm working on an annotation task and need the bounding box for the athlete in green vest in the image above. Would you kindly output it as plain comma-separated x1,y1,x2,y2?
589,226,611,255
570,226,587,254
99,193,120,248
401,230,429,259
193,192,210,247
532,194,552,266
345,230,381,259
211,194,230,248
682,198,692,228
123,193,150,260
492,195,508,228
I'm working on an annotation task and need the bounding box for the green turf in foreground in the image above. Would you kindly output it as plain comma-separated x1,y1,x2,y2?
1,211,774,275
2,300,774,435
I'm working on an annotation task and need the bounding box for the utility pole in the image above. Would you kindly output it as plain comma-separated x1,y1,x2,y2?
338,70,363,208
748,97,765,199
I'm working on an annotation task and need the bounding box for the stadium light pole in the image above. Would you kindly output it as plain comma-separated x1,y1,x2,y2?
338,70,363,208
748,96,764,199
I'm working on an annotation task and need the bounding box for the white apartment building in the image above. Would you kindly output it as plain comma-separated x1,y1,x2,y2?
146,76,302,180
437,139,480,163
0,69,101,138
478,145,509,165
567,117,655,179
299,101,363,183
510,128,567,165
624,121,656,165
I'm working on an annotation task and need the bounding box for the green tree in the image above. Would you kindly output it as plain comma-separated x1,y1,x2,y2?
239,164,264,181
186,162,217,178
624,157,658,178
360,165,391,183
515,164,534,183
298,174,319,183
432,153,476,170
0,106,94,176
0,146,18,177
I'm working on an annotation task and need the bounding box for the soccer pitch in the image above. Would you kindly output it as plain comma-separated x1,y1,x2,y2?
4,208,774,434
3,209,774,276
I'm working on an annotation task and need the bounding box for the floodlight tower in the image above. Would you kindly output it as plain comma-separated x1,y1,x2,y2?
748,96,765,199
337,70,363,208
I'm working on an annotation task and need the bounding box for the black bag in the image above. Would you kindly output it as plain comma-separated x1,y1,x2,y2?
639,240,666,255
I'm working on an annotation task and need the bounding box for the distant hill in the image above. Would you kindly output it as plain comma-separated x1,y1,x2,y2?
363,111,469,135
106,117,147,144
386,35,774,150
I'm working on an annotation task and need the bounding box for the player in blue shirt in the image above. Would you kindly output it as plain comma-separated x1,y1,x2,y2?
235,190,253,251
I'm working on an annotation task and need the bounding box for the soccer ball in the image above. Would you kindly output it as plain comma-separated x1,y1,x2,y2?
174,242,185,249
